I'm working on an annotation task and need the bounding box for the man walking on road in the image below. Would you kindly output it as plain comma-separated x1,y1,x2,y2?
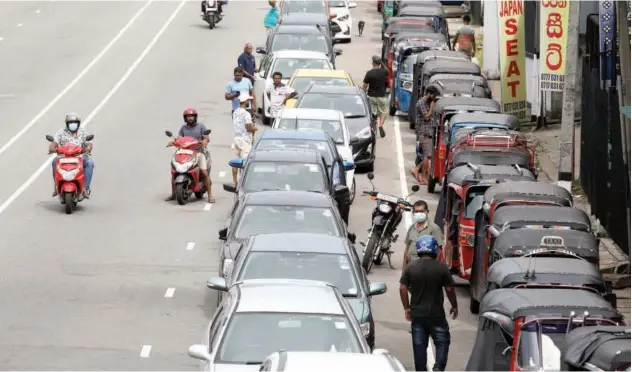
225,67,257,116
410,86,439,185
402,200,443,268
238,43,257,85
230,93,257,185
400,235,458,371
452,15,476,59
362,55,390,138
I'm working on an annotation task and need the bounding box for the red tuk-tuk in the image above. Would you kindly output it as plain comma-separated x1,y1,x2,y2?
426,97,501,193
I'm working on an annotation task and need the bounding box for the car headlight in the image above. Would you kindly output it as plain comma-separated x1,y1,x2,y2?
355,127,372,140
173,160,196,173
338,14,349,21
222,259,233,277
378,202,392,214
58,167,80,181
360,322,371,336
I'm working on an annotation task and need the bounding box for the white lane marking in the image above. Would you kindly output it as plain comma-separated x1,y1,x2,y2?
36,9,41,14
0,0,154,159
164,288,176,298
218,171,226,178
204,203,213,211
185,242,195,251
393,115,435,368
0,37,4,42
139,345,152,358
16,23,23,27
0,0,186,217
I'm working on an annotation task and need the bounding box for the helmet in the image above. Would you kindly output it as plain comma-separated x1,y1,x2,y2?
183,108,198,123
64,112,81,132
415,235,439,257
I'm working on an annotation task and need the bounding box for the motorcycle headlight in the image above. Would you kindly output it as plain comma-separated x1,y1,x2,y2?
207,0,216,6
338,14,349,21
378,202,392,214
222,259,234,277
355,127,372,140
58,167,80,181
173,160,196,173
360,322,371,336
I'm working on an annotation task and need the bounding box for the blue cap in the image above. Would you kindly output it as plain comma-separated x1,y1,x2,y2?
415,235,439,257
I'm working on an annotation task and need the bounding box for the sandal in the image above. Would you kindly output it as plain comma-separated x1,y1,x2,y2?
207,197,216,204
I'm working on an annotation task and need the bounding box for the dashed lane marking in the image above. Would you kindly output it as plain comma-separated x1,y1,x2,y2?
164,288,176,298
140,345,152,358
185,242,195,251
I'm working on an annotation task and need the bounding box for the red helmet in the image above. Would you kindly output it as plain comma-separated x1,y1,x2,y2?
183,108,198,121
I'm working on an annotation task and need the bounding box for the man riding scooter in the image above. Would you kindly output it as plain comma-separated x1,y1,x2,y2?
49,113,94,199
201,0,224,18
166,108,215,204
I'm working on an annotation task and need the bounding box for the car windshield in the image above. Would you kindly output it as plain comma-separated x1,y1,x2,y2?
283,0,327,14
257,139,334,165
401,54,416,74
278,119,345,144
329,0,346,7
241,162,327,193
272,58,331,78
271,34,329,54
290,77,351,93
238,252,359,296
234,205,341,239
464,189,485,219
298,94,366,117
217,313,362,364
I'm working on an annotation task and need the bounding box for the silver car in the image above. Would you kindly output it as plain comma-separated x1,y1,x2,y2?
188,279,372,371
260,350,406,371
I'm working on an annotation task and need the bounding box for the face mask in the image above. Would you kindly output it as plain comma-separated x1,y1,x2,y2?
67,123,79,132
413,212,427,223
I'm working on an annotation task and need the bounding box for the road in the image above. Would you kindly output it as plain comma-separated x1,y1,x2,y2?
0,1,477,370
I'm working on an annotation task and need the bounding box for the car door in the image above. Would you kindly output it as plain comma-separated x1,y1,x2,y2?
256,54,274,106
206,304,227,366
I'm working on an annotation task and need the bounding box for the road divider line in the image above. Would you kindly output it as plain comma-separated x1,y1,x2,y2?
139,345,152,358
218,171,226,178
36,9,41,13
164,288,176,298
16,23,23,27
185,242,195,251
204,203,213,211
0,0,186,218
0,0,154,158
393,115,435,368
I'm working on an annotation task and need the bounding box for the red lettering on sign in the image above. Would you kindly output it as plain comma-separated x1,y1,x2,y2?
508,81,521,97
546,13,564,38
506,39,519,56
505,18,518,35
545,43,563,70
499,0,524,17
507,60,521,78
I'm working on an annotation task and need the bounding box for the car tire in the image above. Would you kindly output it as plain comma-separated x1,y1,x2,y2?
349,178,356,204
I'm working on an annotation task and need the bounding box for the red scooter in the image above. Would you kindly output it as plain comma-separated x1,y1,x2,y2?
46,133,94,214
165,129,211,205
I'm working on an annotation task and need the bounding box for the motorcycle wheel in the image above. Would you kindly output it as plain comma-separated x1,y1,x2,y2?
209,15,215,29
362,231,381,273
64,192,74,215
373,249,385,265
175,184,187,205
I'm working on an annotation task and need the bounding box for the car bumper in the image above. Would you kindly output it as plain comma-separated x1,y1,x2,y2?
352,136,375,165
334,20,352,39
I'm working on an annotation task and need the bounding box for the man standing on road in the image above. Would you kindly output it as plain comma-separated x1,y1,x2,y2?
410,86,438,185
400,235,458,371
403,200,443,268
225,67,257,116
230,93,257,185
362,55,390,138
265,71,297,119
452,15,476,59
238,43,257,85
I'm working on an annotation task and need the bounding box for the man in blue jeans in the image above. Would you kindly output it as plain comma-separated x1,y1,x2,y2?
399,235,458,371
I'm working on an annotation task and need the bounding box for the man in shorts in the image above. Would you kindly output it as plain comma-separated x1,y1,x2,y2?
409,86,439,185
362,55,390,138
231,93,257,185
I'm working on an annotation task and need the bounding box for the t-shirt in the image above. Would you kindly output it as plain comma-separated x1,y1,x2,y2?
237,53,256,82
178,123,208,140
400,258,455,320
265,82,295,117
226,79,254,110
232,108,253,141
363,68,388,98
405,221,444,263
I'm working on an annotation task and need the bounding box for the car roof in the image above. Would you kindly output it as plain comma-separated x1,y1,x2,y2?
279,108,343,120
250,233,347,254
279,351,404,371
274,24,326,34
235,279,344,314
304,85,361,94
249,148,324,163
259,129,330,141
292,69,350,78
273,50,330,59
244,190,333,207
281,12,328,23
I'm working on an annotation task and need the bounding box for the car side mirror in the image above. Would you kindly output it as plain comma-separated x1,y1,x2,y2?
218,227,228,241
85,134,94,141
334,48,343,56
348,1,357,8
349,136,360,145
367,172,375,180
372,348,389,355
411,185,420,192
368,282,387,296
347,232,356,244
165,130,173,137
188,344,212,361
206,276,228,292
203,129,212,135
228,158,244,169
334,184,350,196
342,160,355,171
223,183,237,193
256,47,267,54
45,135,54,142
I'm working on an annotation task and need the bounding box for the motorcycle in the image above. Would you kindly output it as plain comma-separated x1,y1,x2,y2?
202,0,223,29
165,129,212,205
360,172,420,273
46,134,94,215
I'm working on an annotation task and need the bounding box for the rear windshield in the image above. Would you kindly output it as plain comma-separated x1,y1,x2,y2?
272,34,329,55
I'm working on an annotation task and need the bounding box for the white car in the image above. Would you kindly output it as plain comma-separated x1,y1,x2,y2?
272,108,357,203
260,350,407,372
330,0,357,42
255,50,333,124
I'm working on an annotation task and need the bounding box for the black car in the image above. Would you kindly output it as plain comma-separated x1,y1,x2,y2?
279,13,342,40
217,191,356,278
294,85,376,171
216,232,387,349
224,148,352,223
256,25,340,66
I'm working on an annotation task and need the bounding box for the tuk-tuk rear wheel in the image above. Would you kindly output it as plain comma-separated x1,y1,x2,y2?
469,297,480,314
427,176,436,193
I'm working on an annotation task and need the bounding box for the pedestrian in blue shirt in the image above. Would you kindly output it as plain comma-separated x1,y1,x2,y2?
264,1,280,34
225,67,257,116
237,43,257,85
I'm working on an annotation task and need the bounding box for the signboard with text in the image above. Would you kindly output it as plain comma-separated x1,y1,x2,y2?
498,0,529,122
539,0,570,92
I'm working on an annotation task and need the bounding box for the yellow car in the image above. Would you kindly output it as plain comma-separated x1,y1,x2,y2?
284,69,355,108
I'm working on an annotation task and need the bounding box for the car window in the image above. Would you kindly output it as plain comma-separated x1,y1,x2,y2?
238,252,359,296
257,139,334,165
278,119,345,144
271,34,329,54
209,305,226,350
332,161,343,185
329,0,346,7
260,55,273,78
272,58,332,79
298,93,366,117
217,313,362,363
241,162,327,193
282,0,327,14
234,205,341,239
290,77,351,93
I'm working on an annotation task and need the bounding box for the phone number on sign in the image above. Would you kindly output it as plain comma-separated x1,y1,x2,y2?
503,100,527,120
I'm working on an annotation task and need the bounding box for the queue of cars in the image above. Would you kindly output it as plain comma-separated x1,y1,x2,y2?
377,1,631,371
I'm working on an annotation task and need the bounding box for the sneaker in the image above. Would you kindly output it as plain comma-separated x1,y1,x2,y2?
379,126,386,138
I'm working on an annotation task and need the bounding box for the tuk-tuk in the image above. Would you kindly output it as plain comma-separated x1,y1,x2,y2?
381,25,436,65
565,326,631,371
421,60,482,94
447,112,519,142
439,164,536,280
382,16,435,40
465,288,626,371
426,97,501,193
396,3,447,35
386,33,449,90
393,0,442,16
431,81,489,99
428,73,492,100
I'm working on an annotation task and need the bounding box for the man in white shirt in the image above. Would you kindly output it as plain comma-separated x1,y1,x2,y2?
265,71,297,118
231,93,257,185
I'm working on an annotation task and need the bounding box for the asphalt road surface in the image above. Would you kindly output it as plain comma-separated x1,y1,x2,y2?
0,1,477,370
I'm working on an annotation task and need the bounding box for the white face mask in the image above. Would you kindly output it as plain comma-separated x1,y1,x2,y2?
67,123,79,132
413,212,427,223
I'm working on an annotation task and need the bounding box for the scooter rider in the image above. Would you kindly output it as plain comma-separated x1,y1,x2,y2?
201,0,223,18
166,108,215,204
49,113,94,199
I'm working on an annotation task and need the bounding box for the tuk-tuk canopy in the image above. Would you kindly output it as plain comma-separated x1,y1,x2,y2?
393,31,447,46
422,59,481,76
490,205,592,230
446,164,536,187
399,4,445,17
483,180,573,206
415,50,468,65
449,113,519,129
487,257,604,289
452,147,531,169
386,22,435,37
429,73,489,87
384,17,436,35
429,81,488,98
397,0,442,8
459,129,528,147
432,96,500,114
491,228,599,261
394,37,449,56
565,326,631,371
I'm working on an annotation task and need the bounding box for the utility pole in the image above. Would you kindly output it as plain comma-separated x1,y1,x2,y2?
557,0,581,192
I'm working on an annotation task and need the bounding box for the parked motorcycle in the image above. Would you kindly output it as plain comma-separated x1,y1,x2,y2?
360,172,419,273
46,134,94,215
202,0,223,29
165,129,211,205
